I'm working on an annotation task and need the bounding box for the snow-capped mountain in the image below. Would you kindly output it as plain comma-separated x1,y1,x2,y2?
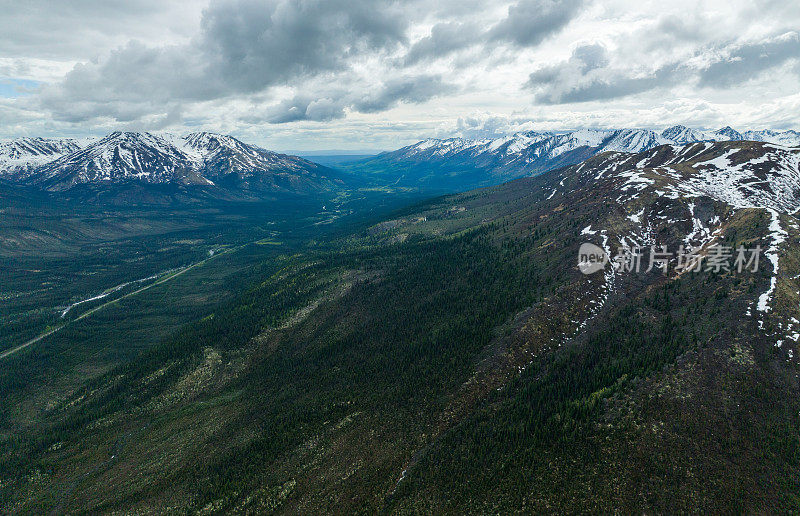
602,128,671,152
659,126,800,146
398,126,800,164
360,126,800,191
178,131,278,171
5,126,799,196
10,131,343,195
0,137,86,180
32,132,209,190
176,132,340,192
708,126,745,141
743,129,800,148
659,125,708,144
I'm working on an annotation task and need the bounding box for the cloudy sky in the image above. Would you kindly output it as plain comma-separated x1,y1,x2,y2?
1,0,799,151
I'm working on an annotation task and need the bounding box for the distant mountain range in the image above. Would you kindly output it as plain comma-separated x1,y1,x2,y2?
0,131,346,196
348,125,800,191
2,126,799,197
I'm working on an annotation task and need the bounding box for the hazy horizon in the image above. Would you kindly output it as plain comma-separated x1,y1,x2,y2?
3,123,798,155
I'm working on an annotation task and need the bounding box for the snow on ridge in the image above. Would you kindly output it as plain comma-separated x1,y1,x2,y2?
396,126,800,166
685,147,800,212
757,209,787,313
0,137,87,178
10,130,319,188
578,143,798,331
570,129,612,148
601,143,800,213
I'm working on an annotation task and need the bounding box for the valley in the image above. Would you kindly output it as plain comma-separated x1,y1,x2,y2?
1,138,798,512
0,182,422,446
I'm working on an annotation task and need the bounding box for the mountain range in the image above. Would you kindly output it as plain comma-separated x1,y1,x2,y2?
0,131,345,196
3,126,799,198
348,125,800,191
0,137,85,179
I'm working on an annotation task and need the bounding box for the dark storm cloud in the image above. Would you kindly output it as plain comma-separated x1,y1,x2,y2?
488,0,585,47
526,32,800,105
698,32,800,87
254,74,456,123
22,0,800,131
403,22,480,65
537,68,678,104
524,43,675,104
402,0,586,66
5,0,800,140
259,96,347,124
34,0,590,124
37,0,416,122
200,0,409,93
353,75,456,113
528,54,686,105
570,43,609,73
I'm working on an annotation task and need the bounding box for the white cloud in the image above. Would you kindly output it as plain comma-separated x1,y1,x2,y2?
0,0,799,149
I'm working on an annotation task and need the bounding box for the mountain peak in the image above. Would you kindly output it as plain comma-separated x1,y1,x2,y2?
12,131,341,194
30,131,207,190
183,131,239,148
660,125,708,144
712,126,744,140
0,137,85,179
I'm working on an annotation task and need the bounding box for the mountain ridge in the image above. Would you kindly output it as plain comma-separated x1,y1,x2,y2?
0,137,85,180
2,131,344,196
349,125,800,192
3,126,799,196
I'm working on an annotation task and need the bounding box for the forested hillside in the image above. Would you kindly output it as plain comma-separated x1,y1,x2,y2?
2,142,799,513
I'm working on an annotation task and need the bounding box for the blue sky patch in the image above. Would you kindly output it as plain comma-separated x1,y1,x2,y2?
0,78,42,98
